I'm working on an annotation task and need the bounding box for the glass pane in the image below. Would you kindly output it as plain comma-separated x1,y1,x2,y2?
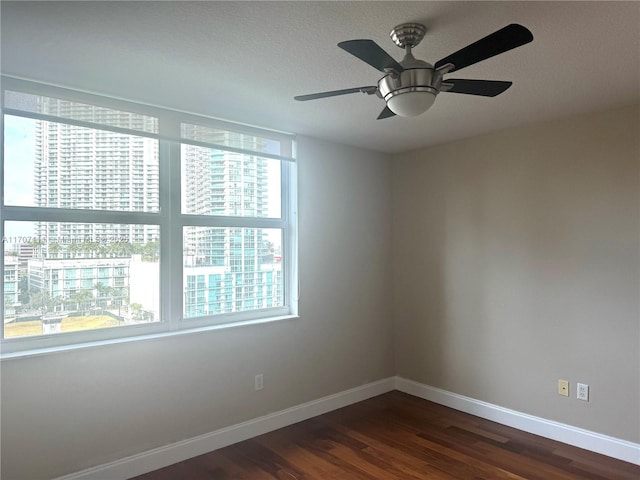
3,115,159,212
183,227,283,318
181,122,281,155
181,144,281,218
4,91,158,134
2,221,160,339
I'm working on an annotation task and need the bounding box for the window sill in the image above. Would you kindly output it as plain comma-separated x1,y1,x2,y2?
0,314,300,361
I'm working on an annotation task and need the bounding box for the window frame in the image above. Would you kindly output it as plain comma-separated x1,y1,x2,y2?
0,76,298,356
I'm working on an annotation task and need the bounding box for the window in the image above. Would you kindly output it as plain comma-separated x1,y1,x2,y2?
1,76,297,354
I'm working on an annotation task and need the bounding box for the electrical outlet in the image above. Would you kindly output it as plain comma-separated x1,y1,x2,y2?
255,374,264,391
577,383,589,401
558,379,569,396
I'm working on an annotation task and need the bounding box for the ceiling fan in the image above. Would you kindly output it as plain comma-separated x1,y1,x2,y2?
294,23,533,119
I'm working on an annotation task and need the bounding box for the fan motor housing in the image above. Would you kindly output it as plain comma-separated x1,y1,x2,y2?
378,63,442,102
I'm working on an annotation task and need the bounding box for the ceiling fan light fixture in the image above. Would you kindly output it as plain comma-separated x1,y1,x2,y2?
386,89,436,117
294,23,533,120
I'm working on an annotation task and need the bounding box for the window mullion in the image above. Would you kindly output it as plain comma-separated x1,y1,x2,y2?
282,159,298,313
180,215,285,229
157,109,183,329
168,141,183,329
1,206,161,225
1,111,5,340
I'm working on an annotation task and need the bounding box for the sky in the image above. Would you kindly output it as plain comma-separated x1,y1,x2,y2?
4,115,36,237
4,115,35,205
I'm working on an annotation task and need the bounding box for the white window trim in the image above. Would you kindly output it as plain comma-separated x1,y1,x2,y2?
0,76,298,357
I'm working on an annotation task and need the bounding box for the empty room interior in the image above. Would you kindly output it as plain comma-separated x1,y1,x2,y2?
0,2,638,479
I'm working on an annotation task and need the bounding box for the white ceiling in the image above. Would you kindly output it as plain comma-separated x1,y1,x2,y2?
1,1,639,154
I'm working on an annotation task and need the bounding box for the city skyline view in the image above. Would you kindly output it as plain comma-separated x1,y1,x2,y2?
3,114,282,238
3,94,286,338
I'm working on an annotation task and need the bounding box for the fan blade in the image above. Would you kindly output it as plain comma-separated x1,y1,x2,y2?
443,79,512,97
338,40,404,73
377,106,396,120
294,86,377,101
434,24,533,73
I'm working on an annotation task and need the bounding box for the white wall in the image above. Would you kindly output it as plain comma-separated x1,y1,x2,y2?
0,136,394,479
3,105,638,478
392,104,640,443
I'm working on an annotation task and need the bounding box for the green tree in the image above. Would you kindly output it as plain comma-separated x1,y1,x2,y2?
29,237,45,259
106,241,133,258
96,244,108,258
48,242,61,259
94,282,114,310
18,277,30,305
130,303,143,321
142,241,160,261
30,289,52,316
110,287,129,307
51,295,64,313
71,289,94,314
83,241,100,258
265,240,275,254
67,242,82,257
262,240,275,263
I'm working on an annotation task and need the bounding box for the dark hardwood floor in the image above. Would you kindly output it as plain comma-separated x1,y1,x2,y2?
134,391,640,479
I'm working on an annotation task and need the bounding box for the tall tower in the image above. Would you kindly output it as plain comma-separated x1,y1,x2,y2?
182,130,269,264
33,97,160,248
181,130,275,315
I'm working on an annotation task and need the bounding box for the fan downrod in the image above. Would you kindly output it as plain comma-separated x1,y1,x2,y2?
389,23,426,49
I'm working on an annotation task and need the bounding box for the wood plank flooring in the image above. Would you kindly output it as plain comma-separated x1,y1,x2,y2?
134,391,640,479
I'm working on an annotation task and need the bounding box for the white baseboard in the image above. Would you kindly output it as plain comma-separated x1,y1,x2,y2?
395,376,640,466
54,377,396,480
55,376,639,479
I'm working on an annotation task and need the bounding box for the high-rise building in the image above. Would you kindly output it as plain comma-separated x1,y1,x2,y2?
26,103,281,319
181,132,282,316
33,97,160,244
3,256,19,317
